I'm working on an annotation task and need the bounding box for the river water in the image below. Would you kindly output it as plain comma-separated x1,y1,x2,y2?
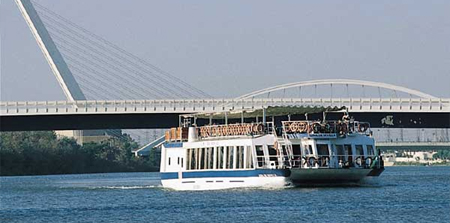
1,167,449,223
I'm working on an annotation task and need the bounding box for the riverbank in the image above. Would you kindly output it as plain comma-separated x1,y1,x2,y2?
0,131,159,176
393,161,450,166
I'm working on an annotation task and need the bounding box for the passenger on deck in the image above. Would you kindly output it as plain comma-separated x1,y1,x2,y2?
342,114,350,122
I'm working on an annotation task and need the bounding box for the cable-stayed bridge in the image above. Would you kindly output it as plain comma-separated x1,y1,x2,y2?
3,0,449,148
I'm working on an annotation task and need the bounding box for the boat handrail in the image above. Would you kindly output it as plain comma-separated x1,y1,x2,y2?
289,154,382,169
282,120,371,136
198,122,273,139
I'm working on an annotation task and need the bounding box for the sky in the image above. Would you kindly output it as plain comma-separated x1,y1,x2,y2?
1,0,450,101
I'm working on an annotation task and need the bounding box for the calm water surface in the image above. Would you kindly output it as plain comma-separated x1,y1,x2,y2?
1,167,449,223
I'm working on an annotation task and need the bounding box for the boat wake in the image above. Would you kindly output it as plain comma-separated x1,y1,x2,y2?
87,185,162,190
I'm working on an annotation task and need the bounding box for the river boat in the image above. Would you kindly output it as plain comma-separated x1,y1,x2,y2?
160,110,384,190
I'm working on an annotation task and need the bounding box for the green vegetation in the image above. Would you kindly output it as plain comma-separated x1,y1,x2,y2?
433,150,450,160
0,131,158,176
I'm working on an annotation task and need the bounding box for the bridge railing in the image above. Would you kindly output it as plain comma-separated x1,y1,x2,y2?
1,98,449,115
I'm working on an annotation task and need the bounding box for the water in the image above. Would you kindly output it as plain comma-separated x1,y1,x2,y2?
1,167,449,223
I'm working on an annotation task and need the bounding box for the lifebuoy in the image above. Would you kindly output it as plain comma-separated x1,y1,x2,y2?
301,157,307,166
257,124,264,133
252,124,258,132
344,161,350,168
308,157,316,167
284,123,291,132
358,123,368,132
245,124,252,134
323,123,331,133
312,123,321,133
290,122,299,132
365,157,373,167
298,122,308,133
355,156,362,167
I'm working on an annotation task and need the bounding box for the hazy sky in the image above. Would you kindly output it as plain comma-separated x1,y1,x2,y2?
1,0,450,101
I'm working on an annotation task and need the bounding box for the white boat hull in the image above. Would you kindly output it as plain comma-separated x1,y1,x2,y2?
162,176,288,191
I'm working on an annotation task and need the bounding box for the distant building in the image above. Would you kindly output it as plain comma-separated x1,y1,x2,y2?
383,151,439,165
55,130,121,145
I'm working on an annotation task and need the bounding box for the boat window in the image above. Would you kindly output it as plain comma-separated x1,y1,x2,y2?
366,145,374,156
187,149,194,170
235,146,245,169
208,147,215,169
177,157,180,165
246,146,254,168
195,148,200,169
355,145,364,156
205,148,210,169
204,148,209,169
255,145,264,167
226,146,234,169
292,144,301,159
267,145,278,160
199,148,206,170
355,145,365,166
304,145,313,156
317,144,330,167
335,145,345,162
267,145,278,167
317,144,330,156
181,158,183,168
235,146,241,169
168,157,171,165
193,149,198,170
217,146,224,169
344,145,353,163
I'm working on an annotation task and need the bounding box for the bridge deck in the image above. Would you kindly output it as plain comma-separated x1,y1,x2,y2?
1,98,449,116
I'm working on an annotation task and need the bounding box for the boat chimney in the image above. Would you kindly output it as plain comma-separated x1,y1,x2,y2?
262,107,267,124
225,112,228,125
188,127,198,142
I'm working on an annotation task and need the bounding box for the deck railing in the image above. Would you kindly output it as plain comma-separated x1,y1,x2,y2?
255,154,383,169
282,120,371,137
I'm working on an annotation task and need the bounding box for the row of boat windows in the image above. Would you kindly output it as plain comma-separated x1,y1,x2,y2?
168,144,375,169
186,146,254,170
292,144,374,158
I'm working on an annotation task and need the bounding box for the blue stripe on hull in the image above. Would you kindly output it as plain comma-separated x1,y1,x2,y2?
161,169,289,180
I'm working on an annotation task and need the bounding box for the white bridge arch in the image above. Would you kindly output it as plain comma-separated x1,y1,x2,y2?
235,79,437,100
